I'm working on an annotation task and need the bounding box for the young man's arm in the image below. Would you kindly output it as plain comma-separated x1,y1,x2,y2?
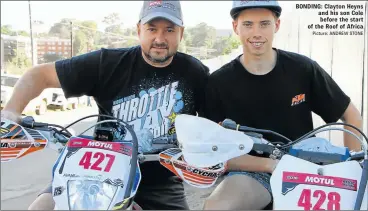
340,102,363,151
226,154,278,173
309,60,362,152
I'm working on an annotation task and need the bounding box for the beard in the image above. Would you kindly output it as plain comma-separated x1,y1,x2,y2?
143,42,177,64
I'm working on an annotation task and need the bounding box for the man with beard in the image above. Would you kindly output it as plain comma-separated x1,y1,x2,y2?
1,1,209,210
203,0,363,210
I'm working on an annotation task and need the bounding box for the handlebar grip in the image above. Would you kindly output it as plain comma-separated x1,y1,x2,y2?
221,119,237,129
21,116,48,128
21,116,36,128
350,151,366,160
252,143,276,154
289,149,350,164
222,119,258,132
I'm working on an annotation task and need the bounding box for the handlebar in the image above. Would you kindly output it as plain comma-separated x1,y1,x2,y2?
20,116,72,144
220,118,368,164
219,118,368,210
11,115,178,164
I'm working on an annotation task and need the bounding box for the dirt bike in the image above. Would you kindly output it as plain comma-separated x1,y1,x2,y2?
2,114,367,210
0,114,183,210
165,114,368,210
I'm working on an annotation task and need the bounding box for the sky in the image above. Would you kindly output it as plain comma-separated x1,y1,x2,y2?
1,1,295,33
1,1,234,32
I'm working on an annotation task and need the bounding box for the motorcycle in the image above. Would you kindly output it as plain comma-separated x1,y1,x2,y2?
2,113,367,210
0,114,189,210
164,114,368,210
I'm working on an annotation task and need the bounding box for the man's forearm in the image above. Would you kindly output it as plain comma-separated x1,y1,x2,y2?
226,154,278,173
4,65,56,114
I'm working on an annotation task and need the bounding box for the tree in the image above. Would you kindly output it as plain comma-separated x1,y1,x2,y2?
103,13,124,35
73,31,87,56
123,27,137,37
49,18,74,39
181,29,192,49
228,34,241,49
102,13,124,47
77,20,98,51
17,30,29,37
212,34,241,56
92,31,104,49
1,25,16,36
178,40,186,53
6,49,32,75
187,23,216,48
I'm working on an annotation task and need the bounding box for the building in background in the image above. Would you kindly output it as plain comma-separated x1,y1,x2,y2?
36,37,72,63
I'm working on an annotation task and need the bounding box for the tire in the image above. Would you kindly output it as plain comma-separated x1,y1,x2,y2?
36,100,47,115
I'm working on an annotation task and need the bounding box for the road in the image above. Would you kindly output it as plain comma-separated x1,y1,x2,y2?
1,105,215,210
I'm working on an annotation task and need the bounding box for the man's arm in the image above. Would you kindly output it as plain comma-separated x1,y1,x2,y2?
3,63,61,116
2,50,101,120
340,102,363,151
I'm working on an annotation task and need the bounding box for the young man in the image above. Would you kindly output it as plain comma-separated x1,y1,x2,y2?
1,1,209,210
203,0,363,210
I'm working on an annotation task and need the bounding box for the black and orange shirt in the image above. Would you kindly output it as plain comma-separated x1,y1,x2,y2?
204,48,350,144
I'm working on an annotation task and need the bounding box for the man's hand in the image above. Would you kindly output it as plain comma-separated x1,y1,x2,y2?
226,154,280,174
0,110,22,123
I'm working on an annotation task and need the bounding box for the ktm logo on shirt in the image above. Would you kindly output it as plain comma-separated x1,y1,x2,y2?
291,94,305,106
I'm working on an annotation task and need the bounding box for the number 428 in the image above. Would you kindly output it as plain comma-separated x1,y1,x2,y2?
298,189,341,210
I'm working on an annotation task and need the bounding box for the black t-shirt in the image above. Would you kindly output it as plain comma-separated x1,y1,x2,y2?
204,48,350,144
55,45,209,185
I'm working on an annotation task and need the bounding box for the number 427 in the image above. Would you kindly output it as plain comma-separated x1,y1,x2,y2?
79,151,115,172
298,189,341,210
